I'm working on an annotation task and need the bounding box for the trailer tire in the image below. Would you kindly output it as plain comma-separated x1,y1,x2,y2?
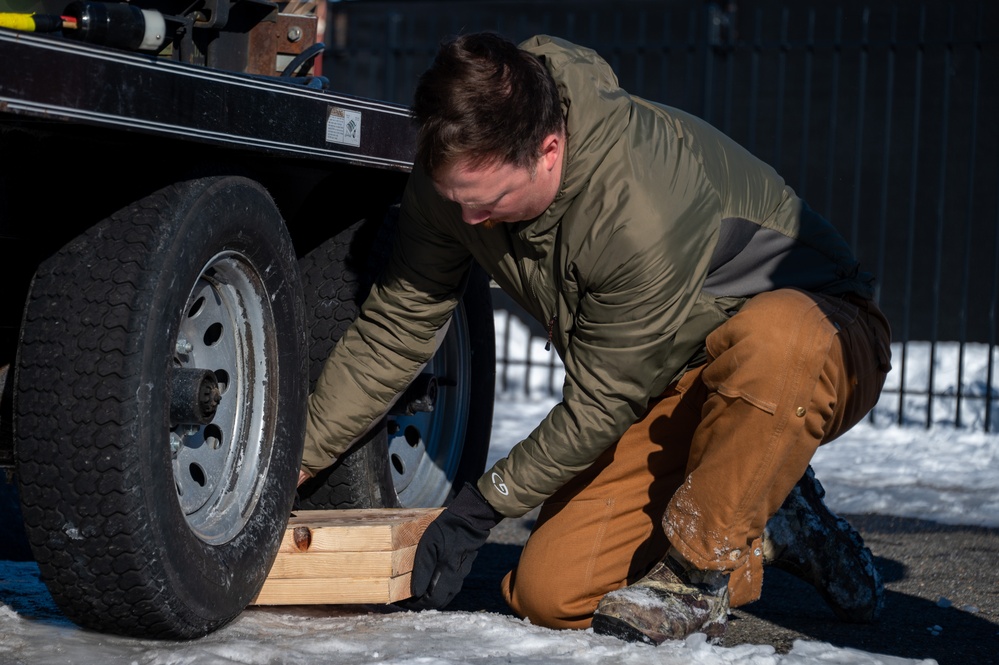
297,211,494,509
14,176,307,639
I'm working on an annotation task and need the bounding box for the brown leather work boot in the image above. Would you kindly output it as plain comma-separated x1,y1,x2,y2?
763,465,885,623
591,548,730,645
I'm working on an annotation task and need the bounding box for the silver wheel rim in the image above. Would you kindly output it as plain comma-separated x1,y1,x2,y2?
170,251,276,544
387,304,472,507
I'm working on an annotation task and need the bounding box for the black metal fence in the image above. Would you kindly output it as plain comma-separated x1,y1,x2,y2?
323,0,999,431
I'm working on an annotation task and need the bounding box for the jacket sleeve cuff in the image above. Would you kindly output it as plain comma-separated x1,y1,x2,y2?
450,483,504,530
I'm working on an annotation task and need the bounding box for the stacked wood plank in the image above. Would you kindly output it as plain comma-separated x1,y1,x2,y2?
251,507,443,606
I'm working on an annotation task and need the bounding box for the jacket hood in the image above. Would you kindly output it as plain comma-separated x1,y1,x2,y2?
516,35,634,240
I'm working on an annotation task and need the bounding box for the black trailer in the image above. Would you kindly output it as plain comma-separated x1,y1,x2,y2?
0,0,494,640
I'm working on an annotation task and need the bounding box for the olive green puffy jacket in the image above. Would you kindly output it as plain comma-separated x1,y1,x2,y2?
302,35,873,517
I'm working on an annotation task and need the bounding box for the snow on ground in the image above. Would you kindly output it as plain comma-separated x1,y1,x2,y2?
0,578,936,665
1,323,996,663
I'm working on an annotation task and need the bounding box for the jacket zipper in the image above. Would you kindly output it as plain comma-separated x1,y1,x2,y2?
525,224,561,353
545,315,558,351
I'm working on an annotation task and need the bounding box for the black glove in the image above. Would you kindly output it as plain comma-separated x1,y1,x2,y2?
404,482,504,610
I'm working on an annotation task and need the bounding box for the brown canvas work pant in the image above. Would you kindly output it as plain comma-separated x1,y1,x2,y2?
501,288,892,630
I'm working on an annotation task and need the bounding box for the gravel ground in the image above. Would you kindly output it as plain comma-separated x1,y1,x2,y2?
450,511,999,665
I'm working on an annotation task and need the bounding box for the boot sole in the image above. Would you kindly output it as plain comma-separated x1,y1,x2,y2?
592,608,728,645
591,614,661,645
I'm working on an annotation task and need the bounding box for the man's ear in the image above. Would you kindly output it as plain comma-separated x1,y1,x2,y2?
540,133,562,172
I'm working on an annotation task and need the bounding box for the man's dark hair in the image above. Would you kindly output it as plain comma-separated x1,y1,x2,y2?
411,32,565,178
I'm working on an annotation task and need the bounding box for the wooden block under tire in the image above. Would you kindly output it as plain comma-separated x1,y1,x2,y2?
251,507,443,605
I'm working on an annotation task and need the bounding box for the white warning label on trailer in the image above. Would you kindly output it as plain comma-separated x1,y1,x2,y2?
326,107,362,147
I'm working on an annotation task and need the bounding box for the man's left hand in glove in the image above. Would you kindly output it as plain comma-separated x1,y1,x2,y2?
403,482,504,610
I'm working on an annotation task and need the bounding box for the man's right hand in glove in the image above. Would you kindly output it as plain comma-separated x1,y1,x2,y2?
404,482,504,610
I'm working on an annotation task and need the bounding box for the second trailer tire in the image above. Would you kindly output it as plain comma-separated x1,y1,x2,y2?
297,212,495,509
14,176,307,639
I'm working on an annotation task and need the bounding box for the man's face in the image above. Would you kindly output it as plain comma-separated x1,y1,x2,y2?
433,134,563,229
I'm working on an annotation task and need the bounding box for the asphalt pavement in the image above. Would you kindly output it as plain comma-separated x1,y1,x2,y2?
449,510,999,665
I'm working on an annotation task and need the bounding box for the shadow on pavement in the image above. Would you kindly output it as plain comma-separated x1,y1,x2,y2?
734,563,998,665
447,542,523,615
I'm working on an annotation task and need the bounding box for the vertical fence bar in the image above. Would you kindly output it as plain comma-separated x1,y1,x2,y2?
659,10,673,102
523,327,534,397
488,7,502,33
636,10,647,100
383,12,399,102
848,6,875,414
684,6,698,114
589,10,600,67
989,155,999,433
797,8,815,199
345,15,360,97
546,345,560,397
874,6,897,419
539,10,552,39
402,16,419,104
825,8,843,236
501,312,513,394
701,3,715,125
990,252,999,432
610,10,623,78
875,7,905,424
773,7,788,172
905,6,926,427
955,5,982,429
747,8,762,156
679,9,704,114
926,5,953,426
720,13,734,136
